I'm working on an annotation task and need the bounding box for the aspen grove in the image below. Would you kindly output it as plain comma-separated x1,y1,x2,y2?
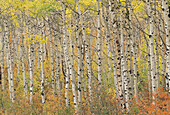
0,0,169,114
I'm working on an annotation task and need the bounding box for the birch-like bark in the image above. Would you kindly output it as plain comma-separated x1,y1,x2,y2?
109,1,118,97
103,2,112,85
128,2,134,98
4,23,12,100
18,34,21,64
120,3,129,110
88,26,93,101
147,0,156,104
6,28,15,103
20,13,29,100
49,22,56,96
29,27,34,104
70,30,78,111
159,13,165,88
80,37,85,103
76,14,82,105
76,0,92,104
21,26,29,100
97,0,102,89
124,27,129,102
1,24,5,91
55,27,61,91
148,43,152,101
154,0,159,88
162,0,170,92
134,27,138,102
116,17,123,109
61,0,74,107
16,32,20,82
40,30,45,104
37,43,41,80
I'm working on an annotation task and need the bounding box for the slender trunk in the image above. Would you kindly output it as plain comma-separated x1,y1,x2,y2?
29,28,34,104
147,0,156,104
55,28,61,91
154,0,159,88
16,32,20,82
120,3,129,110
5,32,12,100
40,30,45,104
128,2,134,99
49,22,56,96
159,13,165,88
88,27,93,101
148,44,152,101
21,27,29,100
61,0,75,107
97,0,102,89
1,24,5,91
76,0,92,104
134,27,138,102
70,30,78,111
116,16,123,109
6,27,15,103
162,0,170,92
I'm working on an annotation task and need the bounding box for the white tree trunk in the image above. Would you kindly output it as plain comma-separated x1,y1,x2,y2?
162,0,170,92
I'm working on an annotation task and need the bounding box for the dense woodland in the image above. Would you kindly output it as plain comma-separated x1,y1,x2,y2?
0,0,169,114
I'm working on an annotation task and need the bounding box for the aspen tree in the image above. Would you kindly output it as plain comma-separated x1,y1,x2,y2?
21,27,29,100
88,25,93,101
55,26,61,91
70,26,78,111
120,9,124,91
61,0,70,106
148,42,152,101
15,31,20,82
29,26,34,104
11,25,16,63
5,30,12,100
120,2,129,110
19,13,29,100
65,58,70,107
127,0,134,98
49,21,56,96
147,0,156,104
108,0,118,97
153,0,159,88
159,13,165,88
4,22,15,103
40,29,45,104
116,16,124,109
17,32,21,63
34,19,41,81
101,0,111,86
162,0,170,92
97,0,102,89
76,0,92,104
80,36,85,103
3,19,11,98
60,25,65,90
76,16,82,105
7,31,15,103
124,26,129,102
86,20,93,104
37,30,41,80
133,26,138,102
61,0,76,107
1,23,5,91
